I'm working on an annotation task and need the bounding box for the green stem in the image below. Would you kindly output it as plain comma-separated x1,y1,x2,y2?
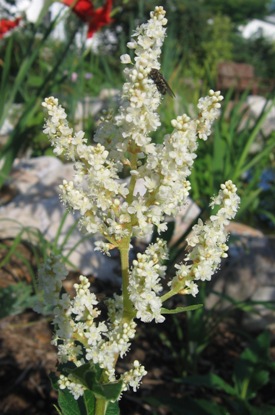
95,396,108,415
119,240,135,320
120,150,138,320
126,152,138,206
161,288,178,303
240,378,249,400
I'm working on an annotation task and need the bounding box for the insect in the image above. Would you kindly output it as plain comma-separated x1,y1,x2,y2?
148,68,175,98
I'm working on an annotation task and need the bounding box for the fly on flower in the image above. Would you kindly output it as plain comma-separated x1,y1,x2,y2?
149,68,175,98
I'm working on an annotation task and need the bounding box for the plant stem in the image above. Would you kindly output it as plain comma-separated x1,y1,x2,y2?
120,240,135,320
161,289,178,303
241,378,249,400
95,396,108,415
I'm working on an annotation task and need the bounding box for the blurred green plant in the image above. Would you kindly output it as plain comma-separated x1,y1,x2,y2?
201,14,233,80
232,33,275,81
0,3,128,182
178,331,275,415
0,4,104,187
189,90,275,225
205,0,272,25
156,289,215,376
114,0,275,98
0,282,35,319
0,212,88,270
160,283,275,372
145,328,275,415
0,212,92,317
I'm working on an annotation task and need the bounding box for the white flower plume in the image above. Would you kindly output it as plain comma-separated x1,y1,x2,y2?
169,180,240,297
42,6,223,245
38,6,240,404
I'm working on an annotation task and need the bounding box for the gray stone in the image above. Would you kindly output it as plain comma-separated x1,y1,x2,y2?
207,223,275,330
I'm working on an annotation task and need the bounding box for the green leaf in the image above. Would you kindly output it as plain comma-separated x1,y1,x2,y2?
161,304,203,314
241,331,270,363
234,363,270,399
183,398,229,415
69,362,102,388
233,332,272,399
106,401,120,415
180,373,236,396
146,395,229,415
83,390,96,415
252,406,275,415
57,388,94,415
224,397,275,415
92,381,123,402
68,362,123,402
211,291,275,313
0,282,35,318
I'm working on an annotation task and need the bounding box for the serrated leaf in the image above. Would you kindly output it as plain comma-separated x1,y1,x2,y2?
83,390,96,415
92,380,123,402
161,304,203,314
106,401,120,415
58,388,89,415
68,362,123,402
69,362,102,389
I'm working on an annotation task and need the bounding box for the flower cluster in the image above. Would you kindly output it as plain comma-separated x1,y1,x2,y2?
59,373,86,400
121,360,147,392
129,238,168,323
43,6,223,245
168,180,240,297
51,275,106,363
35,263,140,398
196,90,224,140
42,96,129,240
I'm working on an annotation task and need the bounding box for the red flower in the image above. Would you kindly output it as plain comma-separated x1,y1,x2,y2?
62,0,113,38
0,17,21,39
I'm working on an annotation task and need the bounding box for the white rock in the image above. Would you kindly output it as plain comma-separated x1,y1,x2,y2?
246,95,275,137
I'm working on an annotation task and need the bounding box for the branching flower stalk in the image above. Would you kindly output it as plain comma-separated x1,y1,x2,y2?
35,6,240,415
